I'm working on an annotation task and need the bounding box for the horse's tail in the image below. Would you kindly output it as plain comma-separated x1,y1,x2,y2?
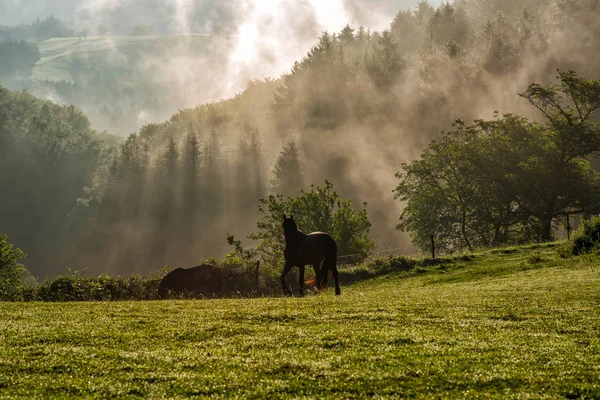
328,235,337,273
322,236,338,284
327,236,340,295
332,240,337,272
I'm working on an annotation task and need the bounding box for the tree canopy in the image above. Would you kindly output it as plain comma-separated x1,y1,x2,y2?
395,71,600,252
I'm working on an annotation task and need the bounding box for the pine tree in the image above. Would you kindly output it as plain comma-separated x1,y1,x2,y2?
202,124,223,219
270,142,305,196
390,10,421,54
183,128,201,215
339,24,355,47
366,30,403,90
356,26,367,43
156,138,179,229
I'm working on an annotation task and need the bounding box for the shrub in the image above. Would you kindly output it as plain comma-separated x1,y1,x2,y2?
218,236,281,296
570,215,600,255
249,180,376,268
0,234,33,301
33,268,168,302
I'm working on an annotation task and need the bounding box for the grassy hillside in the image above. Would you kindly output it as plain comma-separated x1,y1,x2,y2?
32,35,214,82
1,243,599,398
28,34,235,134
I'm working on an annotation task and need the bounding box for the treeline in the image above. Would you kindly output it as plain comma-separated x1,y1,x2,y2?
0,16,74,42
134,0,600,256
0,87,117,277
36,51,196,134
0,82,309,278
0,16,71,87
0,40,40,83
28,35,240,134
395,71,600,252
72,119,268,275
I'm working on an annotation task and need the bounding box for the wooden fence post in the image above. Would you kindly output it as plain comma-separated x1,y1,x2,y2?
431,234,435,260
566,213,571,241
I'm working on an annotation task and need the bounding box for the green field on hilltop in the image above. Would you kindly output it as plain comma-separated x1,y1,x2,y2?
1,244,599,398
32,35,214,82
28,34,227,133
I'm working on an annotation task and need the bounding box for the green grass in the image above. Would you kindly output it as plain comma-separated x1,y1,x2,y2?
32,35,215,82
1,244,599,398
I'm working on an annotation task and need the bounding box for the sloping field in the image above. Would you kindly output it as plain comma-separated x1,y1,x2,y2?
32,35,214,82
1,244,599,398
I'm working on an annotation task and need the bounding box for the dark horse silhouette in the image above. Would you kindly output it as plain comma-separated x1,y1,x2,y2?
158,264,222,298
281,214,341,296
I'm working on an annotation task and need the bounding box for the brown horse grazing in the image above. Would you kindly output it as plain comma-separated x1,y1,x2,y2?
158,264,222,298
281,214,341,296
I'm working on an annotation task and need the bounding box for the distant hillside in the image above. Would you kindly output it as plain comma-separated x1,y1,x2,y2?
0,16,74,42
28,34,239,134
33,34,213,82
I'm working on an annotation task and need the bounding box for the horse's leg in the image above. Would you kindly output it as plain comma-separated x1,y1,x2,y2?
312,262,322,292
332,260,341,296
280,262,293,296
298,265,305,297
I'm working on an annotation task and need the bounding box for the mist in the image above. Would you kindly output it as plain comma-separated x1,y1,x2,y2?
1,0,599,278
2,0,443,134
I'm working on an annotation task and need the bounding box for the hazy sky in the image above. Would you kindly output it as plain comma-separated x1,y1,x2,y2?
0,0,445,31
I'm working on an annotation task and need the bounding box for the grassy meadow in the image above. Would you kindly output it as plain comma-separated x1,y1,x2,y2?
32,35,215,82
1,243,599,398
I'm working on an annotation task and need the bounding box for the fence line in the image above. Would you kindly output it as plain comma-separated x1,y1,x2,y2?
337,210,600,265
337,246,407,261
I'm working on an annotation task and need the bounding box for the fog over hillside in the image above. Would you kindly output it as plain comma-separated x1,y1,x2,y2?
1,0,599,278
2,0,442,134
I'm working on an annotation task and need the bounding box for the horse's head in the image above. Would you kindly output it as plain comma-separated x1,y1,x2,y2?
282,214,297,237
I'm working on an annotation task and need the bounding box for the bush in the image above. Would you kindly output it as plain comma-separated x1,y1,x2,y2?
0,234,33,301
32,268,168,302
249,180,376,268
570,215,600,255
217,237,282,296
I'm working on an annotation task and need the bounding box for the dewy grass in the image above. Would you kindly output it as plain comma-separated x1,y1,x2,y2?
1,244,599,398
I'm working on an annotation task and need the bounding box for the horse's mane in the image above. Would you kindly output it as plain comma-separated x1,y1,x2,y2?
283,217,307,246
